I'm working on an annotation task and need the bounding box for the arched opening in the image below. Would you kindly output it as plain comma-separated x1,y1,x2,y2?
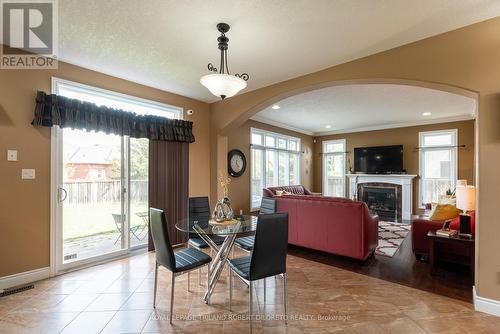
218,79,479,301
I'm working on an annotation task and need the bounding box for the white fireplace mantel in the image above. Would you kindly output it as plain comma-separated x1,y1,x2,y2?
346,173,417,221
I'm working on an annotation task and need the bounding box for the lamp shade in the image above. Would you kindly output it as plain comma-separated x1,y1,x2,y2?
456,179,468,186
456,185,476,212
200,74,247,99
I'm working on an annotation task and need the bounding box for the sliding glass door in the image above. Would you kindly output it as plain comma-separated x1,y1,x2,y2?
61,129,127,263
52,78,181,272
129,137,149,248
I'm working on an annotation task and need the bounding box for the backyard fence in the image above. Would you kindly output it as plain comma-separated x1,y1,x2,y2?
63,180,148,205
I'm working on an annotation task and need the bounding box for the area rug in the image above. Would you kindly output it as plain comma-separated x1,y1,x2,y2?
375,221,411,257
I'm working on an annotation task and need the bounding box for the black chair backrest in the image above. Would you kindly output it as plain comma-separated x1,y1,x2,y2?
189,197,211,238
150,208,176,271
260,197,277,214
249,212,288,280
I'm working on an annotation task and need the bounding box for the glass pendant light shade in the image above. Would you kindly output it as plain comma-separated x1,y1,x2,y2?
200,23,249,99
200,73,247,99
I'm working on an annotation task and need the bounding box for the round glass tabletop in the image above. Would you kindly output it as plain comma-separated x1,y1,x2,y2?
175,215,258,236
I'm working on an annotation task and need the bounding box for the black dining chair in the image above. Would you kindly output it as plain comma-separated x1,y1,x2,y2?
188,197,224,284
228,212,289,330
150,208,212,324
234,197,277,252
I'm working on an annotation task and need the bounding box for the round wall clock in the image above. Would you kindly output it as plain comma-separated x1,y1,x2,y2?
228,149,246,177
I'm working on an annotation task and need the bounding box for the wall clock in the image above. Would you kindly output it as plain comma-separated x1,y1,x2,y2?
228,149,246,177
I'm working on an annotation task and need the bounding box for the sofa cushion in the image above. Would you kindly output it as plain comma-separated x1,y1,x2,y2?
430,204,462,221
263,185,312,197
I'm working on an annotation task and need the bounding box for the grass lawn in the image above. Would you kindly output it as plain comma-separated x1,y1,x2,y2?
63,202,148,240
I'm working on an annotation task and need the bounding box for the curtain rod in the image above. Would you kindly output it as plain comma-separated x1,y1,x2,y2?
414,144,467,150
318,151,351,155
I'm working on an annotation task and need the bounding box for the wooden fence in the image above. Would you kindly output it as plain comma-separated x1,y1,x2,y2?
63,180,148,205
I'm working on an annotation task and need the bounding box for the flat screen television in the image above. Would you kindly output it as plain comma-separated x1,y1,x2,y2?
354,145,403,174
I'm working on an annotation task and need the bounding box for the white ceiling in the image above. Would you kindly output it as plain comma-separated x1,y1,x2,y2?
251,84,476,135
56,0,500,102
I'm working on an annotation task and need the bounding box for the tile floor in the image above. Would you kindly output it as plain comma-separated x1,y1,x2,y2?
0,249,499,333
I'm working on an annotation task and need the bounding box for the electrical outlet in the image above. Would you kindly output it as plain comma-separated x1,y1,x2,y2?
21,169,35,179
7,150,17,161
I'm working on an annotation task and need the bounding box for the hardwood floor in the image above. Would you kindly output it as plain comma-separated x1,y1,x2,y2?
0,249,497,333
288,229,473,303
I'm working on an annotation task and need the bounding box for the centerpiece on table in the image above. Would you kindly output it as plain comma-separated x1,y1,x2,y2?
211,173,237,225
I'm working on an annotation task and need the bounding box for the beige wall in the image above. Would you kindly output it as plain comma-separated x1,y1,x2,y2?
0,62,210,277
224,120,314,213
209,17,500,301
314,120,475,213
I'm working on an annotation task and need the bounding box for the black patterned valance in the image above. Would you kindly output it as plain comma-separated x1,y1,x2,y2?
32,91,195,143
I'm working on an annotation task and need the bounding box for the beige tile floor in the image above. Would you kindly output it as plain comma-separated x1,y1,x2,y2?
0,249,499,333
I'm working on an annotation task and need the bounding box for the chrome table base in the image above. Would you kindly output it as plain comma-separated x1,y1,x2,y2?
193,223,239,304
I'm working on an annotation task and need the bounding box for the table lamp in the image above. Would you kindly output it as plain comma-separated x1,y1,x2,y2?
456,185,476,238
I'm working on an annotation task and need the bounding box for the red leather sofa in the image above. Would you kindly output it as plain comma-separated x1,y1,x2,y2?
411,211,476,259
263,187,379,261
262,185,319,197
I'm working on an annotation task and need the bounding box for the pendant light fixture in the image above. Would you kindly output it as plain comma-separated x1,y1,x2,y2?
200,23,249,100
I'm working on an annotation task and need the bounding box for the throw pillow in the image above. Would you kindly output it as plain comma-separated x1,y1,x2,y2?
275,190,284,196
430,204,462,221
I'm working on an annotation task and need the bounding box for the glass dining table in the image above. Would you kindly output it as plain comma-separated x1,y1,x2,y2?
175,215,258,304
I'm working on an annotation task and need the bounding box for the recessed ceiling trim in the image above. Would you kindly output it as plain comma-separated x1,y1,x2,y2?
251,115,314,136
314,115,476,136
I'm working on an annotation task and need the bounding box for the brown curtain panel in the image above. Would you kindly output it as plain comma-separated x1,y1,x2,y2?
148,140,189,250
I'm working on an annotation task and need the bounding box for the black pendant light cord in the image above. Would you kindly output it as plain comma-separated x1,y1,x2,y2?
206,23,249,81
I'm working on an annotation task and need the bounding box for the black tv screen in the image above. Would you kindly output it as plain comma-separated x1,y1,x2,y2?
354,145,403,174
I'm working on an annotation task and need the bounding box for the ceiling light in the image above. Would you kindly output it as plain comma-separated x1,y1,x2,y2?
271,105,280,110
200,23,249,100
422,112,432,116
325,125,332,129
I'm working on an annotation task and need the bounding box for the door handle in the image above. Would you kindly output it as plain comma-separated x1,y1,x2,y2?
59,187,67,203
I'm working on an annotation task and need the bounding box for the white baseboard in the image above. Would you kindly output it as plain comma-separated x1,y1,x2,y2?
0,267,50,291
473,286,500,317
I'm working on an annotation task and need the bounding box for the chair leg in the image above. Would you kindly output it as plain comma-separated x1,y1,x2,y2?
187,271,190,292
206,263,211,305
263,278,266,304
198,268,202,286
229,268,232,311
153,263,158,308
249,280,253,333
283,273,287,325
170,274,175,324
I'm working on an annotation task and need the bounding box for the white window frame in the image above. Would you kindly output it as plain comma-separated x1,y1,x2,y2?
418,129,458,207
250,128,301,211
322,139,346,197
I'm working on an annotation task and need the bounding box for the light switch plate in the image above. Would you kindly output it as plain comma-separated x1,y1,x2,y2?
7,150,17,161
21,169,35,179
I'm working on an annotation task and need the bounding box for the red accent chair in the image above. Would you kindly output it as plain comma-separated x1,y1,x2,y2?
271,194,379,260
411,211,476,259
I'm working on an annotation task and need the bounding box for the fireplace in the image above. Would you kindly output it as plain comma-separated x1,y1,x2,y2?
357,182,402,222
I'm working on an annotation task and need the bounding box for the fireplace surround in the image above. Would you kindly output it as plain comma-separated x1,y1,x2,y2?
347,174,417,221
